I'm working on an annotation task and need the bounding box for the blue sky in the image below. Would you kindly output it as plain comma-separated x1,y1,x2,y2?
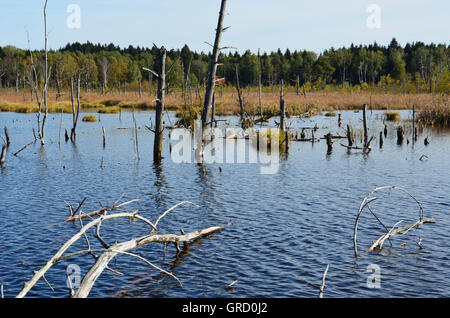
0,0,448,54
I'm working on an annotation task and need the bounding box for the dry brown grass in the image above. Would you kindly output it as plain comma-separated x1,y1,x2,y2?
417,95,450,127
0,88,446,118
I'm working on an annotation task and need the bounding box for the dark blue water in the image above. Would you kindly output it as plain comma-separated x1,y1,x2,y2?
0,109,449,298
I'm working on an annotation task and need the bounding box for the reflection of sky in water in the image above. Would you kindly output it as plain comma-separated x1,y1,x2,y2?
0,110,449,298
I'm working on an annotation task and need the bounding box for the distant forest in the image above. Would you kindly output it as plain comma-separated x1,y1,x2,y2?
0,38,449,94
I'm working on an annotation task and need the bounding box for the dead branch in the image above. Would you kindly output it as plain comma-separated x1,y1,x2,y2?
318,264,329,298
353,186,434,259
17,201,227,298
64,198,141,222
367,218,435,253
73,224,225,298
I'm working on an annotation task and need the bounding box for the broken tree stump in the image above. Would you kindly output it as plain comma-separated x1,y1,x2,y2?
4,126,10,147
397,126,405,145
346,124,354,147
326,133,333,153
0,144,6,166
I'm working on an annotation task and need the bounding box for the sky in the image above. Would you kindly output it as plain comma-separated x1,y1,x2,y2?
0,0,448,54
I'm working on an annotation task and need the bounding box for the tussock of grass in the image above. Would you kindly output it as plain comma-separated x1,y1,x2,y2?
256,129,288,152
98,107,120,114
385,111,401,121
82,115,97,122
418,100,450,127
325,111,337,117
176,109,198,129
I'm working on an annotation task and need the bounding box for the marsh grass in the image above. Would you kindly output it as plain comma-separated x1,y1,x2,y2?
0,88,443,117
418,98,450,127
256,129,288,152
385,112,401,121
82,115,97,122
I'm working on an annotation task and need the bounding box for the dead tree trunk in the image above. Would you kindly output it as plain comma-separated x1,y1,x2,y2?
40,0,49,146
280,80,286,132
397,126,405,144
258,49,263,117
362,104,368,148
4,127,10,147
143,47,168,164
200,0,227,133
235,65,244,119
326,133,333,153
0,144,6,166
412,105,416,143
346,124,354,147
70,75,81,141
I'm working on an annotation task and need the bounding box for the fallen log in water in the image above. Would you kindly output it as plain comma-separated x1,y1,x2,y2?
17,200,229,298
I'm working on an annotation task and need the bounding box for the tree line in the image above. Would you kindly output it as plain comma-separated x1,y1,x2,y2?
0,38,448,95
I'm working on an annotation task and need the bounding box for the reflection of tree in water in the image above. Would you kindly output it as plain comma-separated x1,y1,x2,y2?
196,162,218,211
150,163,170,210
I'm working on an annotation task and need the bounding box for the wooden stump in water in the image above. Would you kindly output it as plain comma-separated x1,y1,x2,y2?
301,128,306,139
346,124,354,147
424,137,429,146
65,128,69,142
326,133,333,153
384,124,388,138
397,126,404,144
0,144,6,165
338,114,342,127
362,104,369,148
4,126,10,147
380,131,384,149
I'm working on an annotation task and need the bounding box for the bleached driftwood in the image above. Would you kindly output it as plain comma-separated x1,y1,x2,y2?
17,201,227,298
353,186,435,259
318,264,329,299
367,217,435,253
64,197,141,222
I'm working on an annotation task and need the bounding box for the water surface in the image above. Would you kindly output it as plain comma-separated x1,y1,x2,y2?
0,109,449,298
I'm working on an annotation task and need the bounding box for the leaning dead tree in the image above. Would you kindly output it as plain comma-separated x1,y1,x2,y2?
16,199,229,298
353,186,435,260
200,0,228,133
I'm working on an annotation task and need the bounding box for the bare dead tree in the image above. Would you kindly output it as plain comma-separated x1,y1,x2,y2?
235,64,244,119
70,75,81,141
258,49,263,117
40,0,49,146
279,80,286,132
200,0,228,133
143,46,167,164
